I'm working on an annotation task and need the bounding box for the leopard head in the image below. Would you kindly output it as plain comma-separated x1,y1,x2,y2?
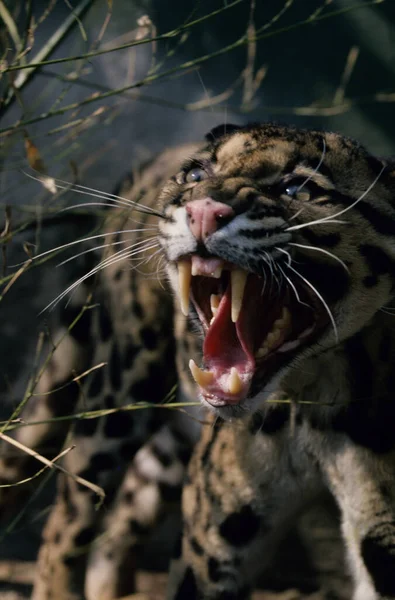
158,123,395,418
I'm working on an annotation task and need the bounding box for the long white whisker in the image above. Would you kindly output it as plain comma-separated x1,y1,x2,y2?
23,171,165,218
56,236,158,267
286,165,385,233
275,246,292,266
285,262,338,342
42,241,159,312
11,229,156,266
297,138,326,193
277,264,310,309
287,207,305,223
59,202,161,219
289,243,349,273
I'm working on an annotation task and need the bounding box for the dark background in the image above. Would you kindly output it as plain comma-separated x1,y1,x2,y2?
0,0,394,595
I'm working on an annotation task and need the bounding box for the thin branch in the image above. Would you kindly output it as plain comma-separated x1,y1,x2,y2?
0,0,95,113
0,0,244,73
0,0,386,136
0,432,105,501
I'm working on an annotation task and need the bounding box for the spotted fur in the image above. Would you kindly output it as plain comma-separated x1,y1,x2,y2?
158,124,395,600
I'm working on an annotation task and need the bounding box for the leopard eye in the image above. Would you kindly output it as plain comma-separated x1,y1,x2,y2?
185,167,208,183
282,179,312,202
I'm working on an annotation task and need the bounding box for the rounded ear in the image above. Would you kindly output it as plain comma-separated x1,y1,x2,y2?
205,123,242,142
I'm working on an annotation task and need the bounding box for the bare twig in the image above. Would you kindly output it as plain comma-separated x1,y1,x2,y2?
0,432,105,500
1,0,95,112
0,0,386,136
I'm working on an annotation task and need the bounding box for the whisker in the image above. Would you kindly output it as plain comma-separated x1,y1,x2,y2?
42,241,159,312
286,164,385,233
285,262,338,342
23,171,166,218
57,236,158,267
277,264,310,309
289,243,349,273
297,138,326,193
59,202,161,222
10,229,156,266
275,246,292,267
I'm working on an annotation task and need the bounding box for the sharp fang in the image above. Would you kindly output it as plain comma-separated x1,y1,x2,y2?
212,267,222,278
228,367,243,395
178,261,192,316
231,269,248,323
189,359,214,388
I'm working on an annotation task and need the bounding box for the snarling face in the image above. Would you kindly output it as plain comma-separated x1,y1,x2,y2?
158,123,394,418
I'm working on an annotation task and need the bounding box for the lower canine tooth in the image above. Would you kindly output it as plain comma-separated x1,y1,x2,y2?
178,261,192,316
228,367,243,395
189,359,214,388
231,269,248,323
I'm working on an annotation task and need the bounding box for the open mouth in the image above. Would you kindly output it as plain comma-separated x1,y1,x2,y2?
178,255,328,408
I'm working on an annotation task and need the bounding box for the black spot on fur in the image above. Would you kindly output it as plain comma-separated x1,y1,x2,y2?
219,505,261,547
249,406,289,435
132,301,144,319
74,413,99,437
62,303,92,343
361,536,395,596
301,228,341,248
173,533,182,559
129,519,149,535
74,527,95,547
151,444,173,467
363,274,378,287
129,363,171,402
104,393,115,408
355,201,395,237
297,260,350,304
159,482,181,503
104,412,133,438
190,536,204,556
173,567,198,600
87,367,104,398
140,326,158,350
123,341,140,369
90,452,116,471
360,244,395,284
63,554,78,567
99,303,112,341
208,556,222,582
118,440,141,461
123,491,134,504
109,342,122,391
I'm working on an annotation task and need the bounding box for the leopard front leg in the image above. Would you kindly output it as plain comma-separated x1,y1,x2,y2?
320,435,395,600
168,410,323,600
84,413,198,600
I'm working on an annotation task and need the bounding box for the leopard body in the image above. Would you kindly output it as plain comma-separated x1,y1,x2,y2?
2,123,395,599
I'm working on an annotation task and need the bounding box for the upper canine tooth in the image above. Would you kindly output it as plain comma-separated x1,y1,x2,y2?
228,367,243,395
178,261,192,316
231,269,248,323
189,359,214,388
212,267,222,278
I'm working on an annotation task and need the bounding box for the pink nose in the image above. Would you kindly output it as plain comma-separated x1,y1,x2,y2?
186,198,234,241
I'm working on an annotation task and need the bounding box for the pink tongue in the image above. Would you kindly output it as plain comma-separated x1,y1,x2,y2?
203,282,254,375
